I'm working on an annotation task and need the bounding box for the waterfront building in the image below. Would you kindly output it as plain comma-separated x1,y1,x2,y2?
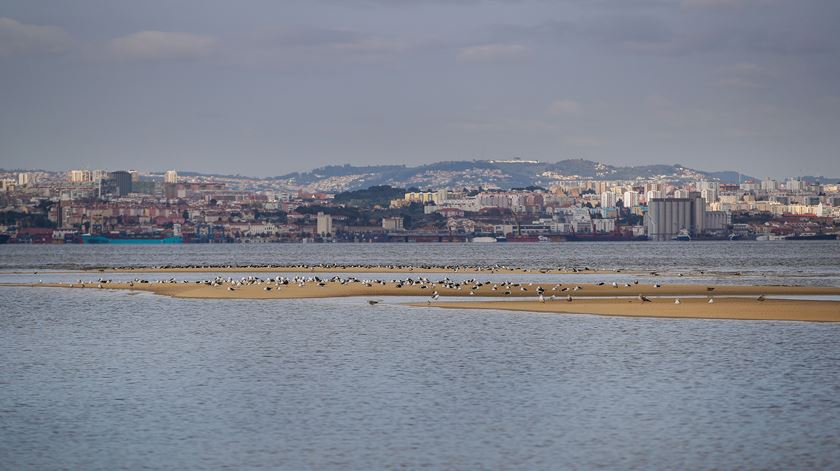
316,212,333,236
646,193,706,241
646,192,732,240
382,216,404,231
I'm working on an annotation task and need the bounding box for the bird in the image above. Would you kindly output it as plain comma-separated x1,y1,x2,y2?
757,294,766,302
674,298,681,304
638,294,652,303
539,294,545,303
566,295,573,302
432,293,440,301
367,300,380,305
706,287,715,292
708,297,715,304
653,284,661,288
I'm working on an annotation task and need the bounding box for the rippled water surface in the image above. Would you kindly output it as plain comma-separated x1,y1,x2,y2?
2,244,840,469
2,241,839,276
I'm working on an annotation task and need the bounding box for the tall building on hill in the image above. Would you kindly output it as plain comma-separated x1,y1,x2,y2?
164,170,178,183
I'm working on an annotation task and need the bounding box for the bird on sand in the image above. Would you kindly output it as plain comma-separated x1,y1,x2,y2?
757,294,766,302
674,298,681,304
638,294,652,303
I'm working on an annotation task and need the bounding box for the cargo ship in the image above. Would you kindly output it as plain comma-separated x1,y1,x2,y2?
82,233,183,244
783,233,838,241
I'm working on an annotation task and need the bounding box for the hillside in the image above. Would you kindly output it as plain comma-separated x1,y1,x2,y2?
271,159,755,192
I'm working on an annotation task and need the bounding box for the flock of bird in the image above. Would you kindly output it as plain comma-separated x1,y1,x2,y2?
49,274,770,304
107,263,604,273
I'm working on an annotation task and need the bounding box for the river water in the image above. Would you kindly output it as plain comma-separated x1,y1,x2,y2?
1,243,839,469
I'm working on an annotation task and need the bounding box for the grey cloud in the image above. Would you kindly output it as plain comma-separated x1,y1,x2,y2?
109,31,217,61
0,17,74,57
0,0,838,177
229,28,408,67
456,43,530,63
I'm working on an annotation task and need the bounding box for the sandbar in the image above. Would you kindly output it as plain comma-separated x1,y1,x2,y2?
414,298,840,322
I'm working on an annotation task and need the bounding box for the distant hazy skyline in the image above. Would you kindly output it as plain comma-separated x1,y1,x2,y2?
1,0,838,178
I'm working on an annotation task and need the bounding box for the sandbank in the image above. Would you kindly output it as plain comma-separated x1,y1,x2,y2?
413,298,840,322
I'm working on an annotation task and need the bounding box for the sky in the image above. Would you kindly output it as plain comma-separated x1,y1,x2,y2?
1,0,838,178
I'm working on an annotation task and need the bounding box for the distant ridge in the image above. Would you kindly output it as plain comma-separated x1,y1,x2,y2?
267,159,758,192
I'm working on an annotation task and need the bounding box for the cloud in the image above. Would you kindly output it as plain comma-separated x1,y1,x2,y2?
0,17,74,57
109,31,216,61
230,28,407,66
548,99,581,114
457,43,530,63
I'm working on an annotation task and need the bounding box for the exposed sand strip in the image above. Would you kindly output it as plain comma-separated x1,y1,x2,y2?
4,279,839,321
412,298,840,322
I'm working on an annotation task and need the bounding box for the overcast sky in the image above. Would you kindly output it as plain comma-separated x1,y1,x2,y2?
1,0,838,178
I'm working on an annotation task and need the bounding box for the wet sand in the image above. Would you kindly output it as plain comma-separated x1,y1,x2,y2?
4,278,839,321
414,298,840,322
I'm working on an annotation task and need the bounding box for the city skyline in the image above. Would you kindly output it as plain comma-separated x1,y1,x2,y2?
1,0,839,177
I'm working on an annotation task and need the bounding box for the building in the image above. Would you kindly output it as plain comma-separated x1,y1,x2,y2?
382,216,404,231
316,212,333,236
404,191,435,204
164,170,178,184
646,193,707,241
110,171,133,196
646,191,731,240
701,188,719,203
600,191,617,208
622,191,640,208
761,178,779,191
17,172,30,186
69,170,91,182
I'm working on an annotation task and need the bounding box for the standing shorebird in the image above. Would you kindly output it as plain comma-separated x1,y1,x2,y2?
674,298,681,304
638,294,652,303
757,294,766,302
